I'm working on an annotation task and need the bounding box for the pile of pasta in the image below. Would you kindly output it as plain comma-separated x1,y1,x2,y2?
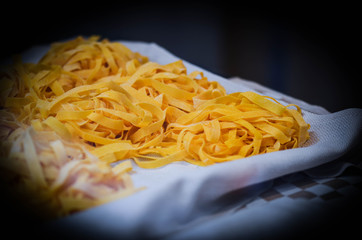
0,36,309,217
0,113,135,217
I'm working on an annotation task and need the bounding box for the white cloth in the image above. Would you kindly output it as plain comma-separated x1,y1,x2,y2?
25,41,362,239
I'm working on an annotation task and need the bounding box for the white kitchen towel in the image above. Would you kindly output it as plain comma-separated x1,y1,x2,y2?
22,41,362,239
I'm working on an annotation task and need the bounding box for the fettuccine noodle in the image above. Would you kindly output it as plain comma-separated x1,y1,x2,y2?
0,36,309,216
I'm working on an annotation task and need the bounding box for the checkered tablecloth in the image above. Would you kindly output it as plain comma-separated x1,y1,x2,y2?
167,144,362,240
242,163,362,210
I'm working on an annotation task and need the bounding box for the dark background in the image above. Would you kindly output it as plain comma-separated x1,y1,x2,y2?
1,2,361,112
0,2,361,239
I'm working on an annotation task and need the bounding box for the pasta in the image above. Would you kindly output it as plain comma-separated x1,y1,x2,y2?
0,36,309,216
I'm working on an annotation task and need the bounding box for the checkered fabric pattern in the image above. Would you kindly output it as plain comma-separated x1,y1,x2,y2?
236,157,362,211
